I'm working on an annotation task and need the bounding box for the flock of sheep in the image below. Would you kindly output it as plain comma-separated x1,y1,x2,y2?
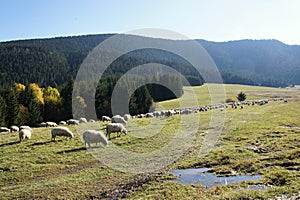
0,115,129,148
0,98,287,148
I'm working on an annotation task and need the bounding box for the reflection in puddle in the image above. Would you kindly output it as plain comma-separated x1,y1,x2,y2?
170,168,261,188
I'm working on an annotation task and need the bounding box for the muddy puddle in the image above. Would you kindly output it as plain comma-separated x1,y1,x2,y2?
170,168,262,188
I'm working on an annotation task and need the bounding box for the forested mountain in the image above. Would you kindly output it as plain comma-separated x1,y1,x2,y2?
199,39,300,86
1,34,300,88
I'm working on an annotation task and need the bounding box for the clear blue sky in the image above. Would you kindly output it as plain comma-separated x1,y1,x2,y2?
1,0,300,44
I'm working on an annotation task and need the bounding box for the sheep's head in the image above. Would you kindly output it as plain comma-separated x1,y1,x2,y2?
122,129,128,135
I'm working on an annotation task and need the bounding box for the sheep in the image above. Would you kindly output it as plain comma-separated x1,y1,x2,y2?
37,122,47,127
19,128,32,142
111,115,127,125
106,123,128,140
83,130,108,148
67,119,79,125
20,126,32,131
0,127,11,133
59,121,67,125
123,114,132,122
51,126,74,141
136,114,145,118
145,113,154,118
102,116,111,122
10,125,19,132
79,117,87,123
166,110,176,117
46,121,57,127
153,111,161,118
88,119,96,123
181,109,192,115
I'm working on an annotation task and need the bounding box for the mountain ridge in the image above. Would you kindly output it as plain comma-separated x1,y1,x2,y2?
1,34,299,87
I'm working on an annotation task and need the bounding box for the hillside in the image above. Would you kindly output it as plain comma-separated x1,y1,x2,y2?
1,34,300,87
199,39,300,86
1,84,299,199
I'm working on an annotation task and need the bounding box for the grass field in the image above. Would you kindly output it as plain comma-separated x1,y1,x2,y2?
0,84,299,199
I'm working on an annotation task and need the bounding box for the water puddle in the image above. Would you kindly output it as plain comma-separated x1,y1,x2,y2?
170,168,261,188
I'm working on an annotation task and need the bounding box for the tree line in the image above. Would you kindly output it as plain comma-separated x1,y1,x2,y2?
0,73,183,127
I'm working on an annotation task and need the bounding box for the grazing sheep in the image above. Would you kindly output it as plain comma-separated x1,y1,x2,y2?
79,117,88,123
46,121,57,127
123,114,132,122
181,109,192,115
145,113,154,118
106,123,128,139
83,130,108,148
67,119,79,125
0,127,11,133
20,126,32,131
102,116,111,122
51,126,74,141
111,115,127,125
167,110,176,117
153,111,161,118
59,121,67,125
37,122,47,127
10,125,19,132
19,128,32,142
89,119,96,123
136,114,145,118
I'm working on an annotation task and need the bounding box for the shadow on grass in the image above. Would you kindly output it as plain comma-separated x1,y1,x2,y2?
56,147,86,154
30,141,52,146
0,141,19,147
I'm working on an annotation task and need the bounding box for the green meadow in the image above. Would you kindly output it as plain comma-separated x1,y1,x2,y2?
0,84,299,199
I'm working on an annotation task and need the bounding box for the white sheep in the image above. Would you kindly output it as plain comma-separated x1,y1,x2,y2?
106,123,128,140
67,119,79,125
20,126,32,131
89,119,96,123
19,128,32,142
0,127,11,133
153,111,161,118
102,116,111,122
145,113,154,118
38,122,47,127
111,115,127,125
79,117,88,123
83,130,108,148
59,121,67,125
123,114,132,122
10,125,19,132
46,121,57,127
51,126,74,141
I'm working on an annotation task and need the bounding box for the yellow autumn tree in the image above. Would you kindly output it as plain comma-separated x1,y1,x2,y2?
43,86,61,104
43,86,62,121
28,83,44,105
14,83,26,92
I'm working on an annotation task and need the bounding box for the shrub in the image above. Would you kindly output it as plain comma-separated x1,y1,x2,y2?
237,92,247,101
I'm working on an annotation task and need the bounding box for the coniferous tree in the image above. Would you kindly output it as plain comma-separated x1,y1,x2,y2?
133,85,152,115
28,99,43,126
60,77,74,120
0,95,7,126
237,92,247,101
6,89,23,126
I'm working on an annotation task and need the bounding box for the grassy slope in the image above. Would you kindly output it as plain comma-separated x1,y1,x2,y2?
0,84,299,199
